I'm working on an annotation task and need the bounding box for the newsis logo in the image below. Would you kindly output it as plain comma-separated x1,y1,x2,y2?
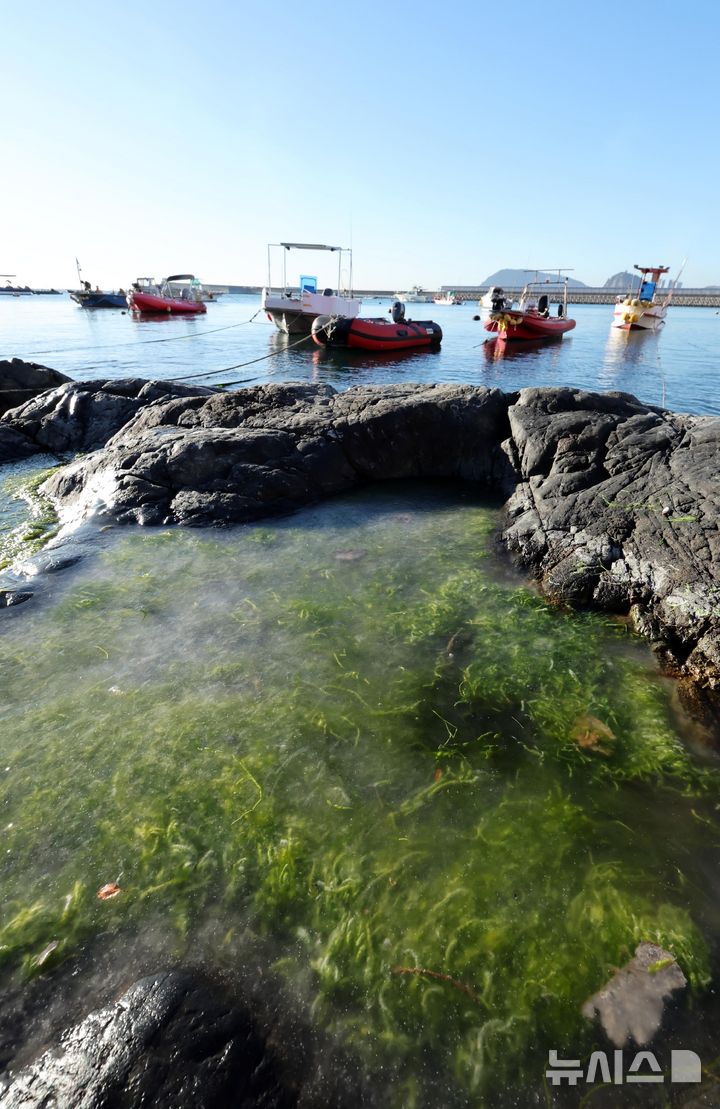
546,1048,702,1087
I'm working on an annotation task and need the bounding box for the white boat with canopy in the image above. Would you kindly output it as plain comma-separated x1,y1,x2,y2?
261,243,360,335
611,264,678,331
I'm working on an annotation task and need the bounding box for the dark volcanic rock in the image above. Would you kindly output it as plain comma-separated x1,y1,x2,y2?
0,970,295,1108
0,962,377,1109
40,382,514,527
0,424,36,463
1,377,217,458
502,387,720,686
6,377,720,689
0,359,71,417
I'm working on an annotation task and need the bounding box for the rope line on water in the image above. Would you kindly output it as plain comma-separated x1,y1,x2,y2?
172,332,313,381
21,309,263,358
0,331,314,395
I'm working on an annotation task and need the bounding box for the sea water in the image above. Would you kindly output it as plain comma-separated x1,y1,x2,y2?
1,486,719,1104
2,292,719,416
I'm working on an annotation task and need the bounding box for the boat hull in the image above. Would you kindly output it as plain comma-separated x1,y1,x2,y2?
70,291,127,309
612,303,666,331
485,311,576,341
312,315,442,352
262,289,361,335
127,291,206,315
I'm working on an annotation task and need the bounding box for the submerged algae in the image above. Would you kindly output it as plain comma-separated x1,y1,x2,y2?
0,463,59,571
0,485,717,1099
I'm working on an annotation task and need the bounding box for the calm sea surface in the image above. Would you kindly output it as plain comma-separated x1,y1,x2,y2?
2,292,719,415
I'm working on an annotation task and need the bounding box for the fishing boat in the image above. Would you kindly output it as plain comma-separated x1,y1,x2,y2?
484,277,575,342
127,275,207,315
433,291,462,305
69,262,127,308
70,282,127,309
262,243,360,334
395,285,433,303
611,265,673,331
311,301,442,352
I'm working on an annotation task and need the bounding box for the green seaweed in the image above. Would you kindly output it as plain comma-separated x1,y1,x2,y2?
0,484,716,1100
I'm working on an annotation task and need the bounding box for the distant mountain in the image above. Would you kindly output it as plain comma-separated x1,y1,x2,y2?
482,268,587,288
604,271,640,290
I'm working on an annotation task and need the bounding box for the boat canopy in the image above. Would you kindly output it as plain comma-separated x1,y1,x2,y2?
279,243,342,252
165,274,197,282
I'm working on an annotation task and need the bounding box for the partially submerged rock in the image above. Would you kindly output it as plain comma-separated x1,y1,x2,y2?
582,942,687,1046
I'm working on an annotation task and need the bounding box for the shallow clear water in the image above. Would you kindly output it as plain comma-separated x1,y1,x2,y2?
1,485,719,1104
2,292,720,415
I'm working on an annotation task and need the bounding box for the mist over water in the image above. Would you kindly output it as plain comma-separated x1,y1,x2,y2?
2,293,719,415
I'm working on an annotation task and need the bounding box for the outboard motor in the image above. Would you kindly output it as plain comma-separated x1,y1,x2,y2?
390,300,406,323
311,314,334,345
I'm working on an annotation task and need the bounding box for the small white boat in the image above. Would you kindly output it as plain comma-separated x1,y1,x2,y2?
261,242,360,335
433,291,462,305
612,265,675,331
395,285,433,303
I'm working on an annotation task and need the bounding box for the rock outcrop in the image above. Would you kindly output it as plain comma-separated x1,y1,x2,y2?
0,359,71,418
3,378,720,689
0,377,216,461
0,968,362,1108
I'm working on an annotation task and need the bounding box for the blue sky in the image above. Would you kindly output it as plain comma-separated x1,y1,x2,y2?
2,0,717,289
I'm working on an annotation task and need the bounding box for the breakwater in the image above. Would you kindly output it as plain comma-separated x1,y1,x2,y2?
445,287,720,307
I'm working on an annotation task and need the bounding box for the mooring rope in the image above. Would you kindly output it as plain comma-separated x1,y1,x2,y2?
0,330,314,395
21,309,263,358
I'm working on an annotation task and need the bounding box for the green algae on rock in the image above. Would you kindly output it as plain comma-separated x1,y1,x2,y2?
0,485,716,1101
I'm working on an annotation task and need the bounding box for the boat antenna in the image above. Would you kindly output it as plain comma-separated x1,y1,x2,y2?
662,257,687,309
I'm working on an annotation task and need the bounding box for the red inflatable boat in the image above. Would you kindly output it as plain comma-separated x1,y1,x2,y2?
484,309,575,341
312,314,442,351
127,275,207,316
484,283,575,342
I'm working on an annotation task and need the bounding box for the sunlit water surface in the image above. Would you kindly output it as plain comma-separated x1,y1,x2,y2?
2,292,719,414
1,485,720,1105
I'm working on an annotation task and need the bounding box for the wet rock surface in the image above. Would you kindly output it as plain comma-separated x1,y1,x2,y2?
0,359,71,419
502,387,720,689
4,378,720,688
0,965,369,1109
0,377,216,460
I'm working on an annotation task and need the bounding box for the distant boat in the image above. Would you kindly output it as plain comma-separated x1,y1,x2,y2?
395,285,433,303
484,277,576,342
70,284,127,309
127,275,207,316
69,260,126,308
611,264,674,331
0,275,32,296
433,291,462,305
261,242,360,334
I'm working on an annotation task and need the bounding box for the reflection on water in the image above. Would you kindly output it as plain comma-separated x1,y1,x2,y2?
1,485,719,1104
2,295,719,415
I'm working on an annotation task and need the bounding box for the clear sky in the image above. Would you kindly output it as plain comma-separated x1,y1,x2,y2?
2,0,718,290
